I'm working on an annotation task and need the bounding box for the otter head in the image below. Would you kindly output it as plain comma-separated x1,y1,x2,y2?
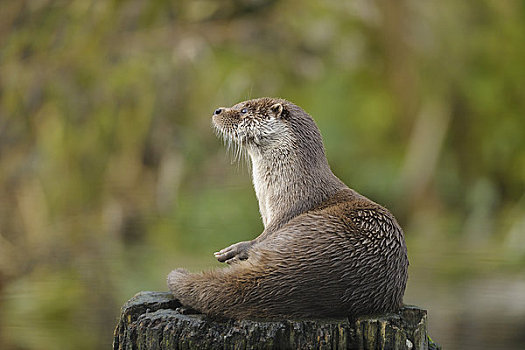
213,97,341,226
212,97,325,163
211,97,291,151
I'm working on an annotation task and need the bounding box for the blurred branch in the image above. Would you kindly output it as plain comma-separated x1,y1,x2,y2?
375,0,420,132
400,99,451,212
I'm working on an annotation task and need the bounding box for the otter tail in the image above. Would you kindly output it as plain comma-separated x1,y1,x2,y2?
167,246,348,319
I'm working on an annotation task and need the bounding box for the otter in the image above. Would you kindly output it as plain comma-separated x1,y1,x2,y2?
167,97,408,319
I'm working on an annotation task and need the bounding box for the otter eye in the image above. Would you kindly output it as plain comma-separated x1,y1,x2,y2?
241,108,248,114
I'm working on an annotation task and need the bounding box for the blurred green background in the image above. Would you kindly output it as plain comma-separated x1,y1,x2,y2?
1,0,524,349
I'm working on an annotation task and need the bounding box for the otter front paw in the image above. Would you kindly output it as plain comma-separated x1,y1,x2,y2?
167,268,189,298
214,240,253,263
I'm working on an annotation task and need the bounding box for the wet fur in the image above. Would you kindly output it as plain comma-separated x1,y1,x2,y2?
168,98,408,319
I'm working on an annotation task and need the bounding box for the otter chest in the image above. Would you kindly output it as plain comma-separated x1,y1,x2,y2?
252,163,275,227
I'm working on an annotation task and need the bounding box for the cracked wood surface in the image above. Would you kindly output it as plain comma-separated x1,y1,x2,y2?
113,291,430,350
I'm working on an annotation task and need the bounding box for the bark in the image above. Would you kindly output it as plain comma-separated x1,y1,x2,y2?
113,291,436,350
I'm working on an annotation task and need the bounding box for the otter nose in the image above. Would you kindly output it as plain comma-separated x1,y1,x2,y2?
214,108,224,115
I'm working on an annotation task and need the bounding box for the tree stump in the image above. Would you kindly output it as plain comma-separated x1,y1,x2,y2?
113,291,435,350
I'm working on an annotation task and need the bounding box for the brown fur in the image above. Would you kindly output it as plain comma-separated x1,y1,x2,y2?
168,98,408,320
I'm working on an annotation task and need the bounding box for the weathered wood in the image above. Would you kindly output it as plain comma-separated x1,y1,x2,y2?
113,291,436,350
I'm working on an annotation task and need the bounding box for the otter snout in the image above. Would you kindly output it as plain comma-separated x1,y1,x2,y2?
212,107,225,128
212,107,241,134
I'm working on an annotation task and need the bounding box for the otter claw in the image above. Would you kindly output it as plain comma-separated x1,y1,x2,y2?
225,257,240,265
214,248,237,262
215,241,252,263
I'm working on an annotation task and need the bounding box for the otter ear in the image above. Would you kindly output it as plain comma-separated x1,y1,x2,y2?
270,103,283,118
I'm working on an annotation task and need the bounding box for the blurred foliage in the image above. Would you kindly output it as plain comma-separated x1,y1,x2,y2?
0,0,524,349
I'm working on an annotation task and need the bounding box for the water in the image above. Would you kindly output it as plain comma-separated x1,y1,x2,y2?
406,254,525,349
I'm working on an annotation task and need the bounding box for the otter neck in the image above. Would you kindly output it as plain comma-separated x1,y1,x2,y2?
247,144,346,229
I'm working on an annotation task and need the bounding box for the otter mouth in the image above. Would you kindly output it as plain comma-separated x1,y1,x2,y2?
212,115,252,164
212,115,249,146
